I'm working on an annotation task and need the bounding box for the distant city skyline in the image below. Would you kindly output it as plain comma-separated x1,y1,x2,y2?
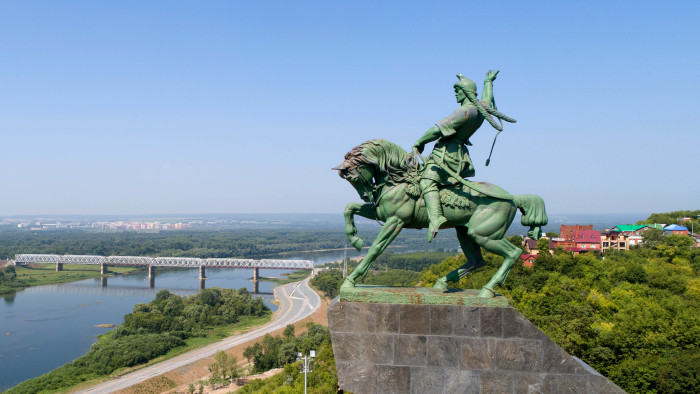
2,1,698,215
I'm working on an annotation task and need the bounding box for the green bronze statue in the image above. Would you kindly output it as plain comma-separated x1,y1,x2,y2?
413,71,516,242
333,71,548,298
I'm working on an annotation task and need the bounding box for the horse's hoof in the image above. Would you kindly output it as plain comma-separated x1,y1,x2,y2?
341,278,356,289
478,286,496,298
350,237,363,251
433,278,448,292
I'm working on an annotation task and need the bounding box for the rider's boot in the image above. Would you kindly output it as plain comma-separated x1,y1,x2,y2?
424,190,447,242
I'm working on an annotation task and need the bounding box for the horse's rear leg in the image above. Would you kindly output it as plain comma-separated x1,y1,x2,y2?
464,204,520,297
473,237,522,297
433,226,486,291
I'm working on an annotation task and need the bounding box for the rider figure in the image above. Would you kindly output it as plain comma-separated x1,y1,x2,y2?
413,70,514,242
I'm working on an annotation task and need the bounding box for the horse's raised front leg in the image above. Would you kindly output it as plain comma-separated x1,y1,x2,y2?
342,216,404,289
433,226,487,291
343,203,376,251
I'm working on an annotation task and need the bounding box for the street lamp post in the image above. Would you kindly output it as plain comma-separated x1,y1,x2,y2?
297,350,315,394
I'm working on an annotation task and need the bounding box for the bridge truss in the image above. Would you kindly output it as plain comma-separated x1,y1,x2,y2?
14,254,314,270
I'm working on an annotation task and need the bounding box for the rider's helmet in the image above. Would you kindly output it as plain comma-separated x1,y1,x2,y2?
454,73,477,93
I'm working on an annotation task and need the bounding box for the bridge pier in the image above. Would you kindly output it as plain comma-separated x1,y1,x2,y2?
148,265,155,278
199,278,206,290
253,267,259,282
199,266,206,279
254,279,259,294
56,262,63,272
149,276,155,289
100,264,108,275
14,260,21,266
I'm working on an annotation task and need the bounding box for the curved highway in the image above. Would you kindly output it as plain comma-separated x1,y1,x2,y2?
79,278,321,393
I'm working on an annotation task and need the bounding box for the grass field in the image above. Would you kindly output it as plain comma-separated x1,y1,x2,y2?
14,263,142,287
260,269,311,285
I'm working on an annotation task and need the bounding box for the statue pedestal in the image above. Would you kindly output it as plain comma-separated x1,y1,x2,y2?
328,286,624,394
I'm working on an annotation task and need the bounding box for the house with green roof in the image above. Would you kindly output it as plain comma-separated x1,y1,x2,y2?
639,223,666,230
612,225,653,235
610,224,661,247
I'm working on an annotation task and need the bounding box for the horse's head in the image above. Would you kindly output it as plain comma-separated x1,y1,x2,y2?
332,160,376,203
334,139,416,203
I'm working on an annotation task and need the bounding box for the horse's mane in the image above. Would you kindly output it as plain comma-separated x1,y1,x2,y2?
344,139,420,196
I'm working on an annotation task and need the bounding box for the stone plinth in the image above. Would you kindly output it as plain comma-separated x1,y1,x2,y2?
328,286,625,394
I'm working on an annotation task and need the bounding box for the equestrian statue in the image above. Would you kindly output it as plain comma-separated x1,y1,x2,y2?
333,71,548,298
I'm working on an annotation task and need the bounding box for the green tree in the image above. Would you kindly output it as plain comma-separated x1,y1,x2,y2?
209,351,240,384
508,235,526,253
243,342,261,366
278,341,298,367
310,270,343,298
536,238,551,255
283,324,295,338
642,229,664,248
208,351,227,384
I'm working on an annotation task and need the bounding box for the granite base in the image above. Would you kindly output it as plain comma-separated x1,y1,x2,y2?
328,287,625,394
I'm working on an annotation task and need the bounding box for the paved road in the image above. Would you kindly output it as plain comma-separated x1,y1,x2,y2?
79,278,321,393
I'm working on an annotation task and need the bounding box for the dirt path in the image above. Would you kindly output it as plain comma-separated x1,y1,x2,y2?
115,292,331,394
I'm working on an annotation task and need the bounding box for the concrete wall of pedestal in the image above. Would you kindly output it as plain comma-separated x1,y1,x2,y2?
328,301,626,394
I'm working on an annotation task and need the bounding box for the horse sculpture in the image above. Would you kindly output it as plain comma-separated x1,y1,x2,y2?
333,139,548,298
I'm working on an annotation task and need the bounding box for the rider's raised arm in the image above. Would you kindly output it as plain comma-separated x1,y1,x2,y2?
481,70,499,108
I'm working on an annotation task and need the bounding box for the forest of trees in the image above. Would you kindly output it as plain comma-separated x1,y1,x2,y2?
310,250,455,298
0,265,26,294
7,288,269,393
636,210,699,233
238,323,338,393
636,210,700,226
419,234,699,393
0,227,458,260
373,249,457,271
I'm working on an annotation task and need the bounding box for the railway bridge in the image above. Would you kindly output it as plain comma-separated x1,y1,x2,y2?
13,254,315,290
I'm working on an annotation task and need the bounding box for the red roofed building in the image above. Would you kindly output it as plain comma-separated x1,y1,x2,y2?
521,254,536,268
560,224,594,240
574,230,601,251
557,224,594,249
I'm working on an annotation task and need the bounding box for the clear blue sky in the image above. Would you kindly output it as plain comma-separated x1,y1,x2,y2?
1,1,698,215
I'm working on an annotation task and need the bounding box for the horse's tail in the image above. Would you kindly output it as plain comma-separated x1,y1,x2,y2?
513,194,548,239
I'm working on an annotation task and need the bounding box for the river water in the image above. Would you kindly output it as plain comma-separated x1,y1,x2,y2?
0,248,370,391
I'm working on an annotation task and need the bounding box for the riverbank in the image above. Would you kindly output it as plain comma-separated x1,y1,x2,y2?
0,263,143,295
73,313,273,391
6,289,272,393
116,286,330,394
257,269,311,285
